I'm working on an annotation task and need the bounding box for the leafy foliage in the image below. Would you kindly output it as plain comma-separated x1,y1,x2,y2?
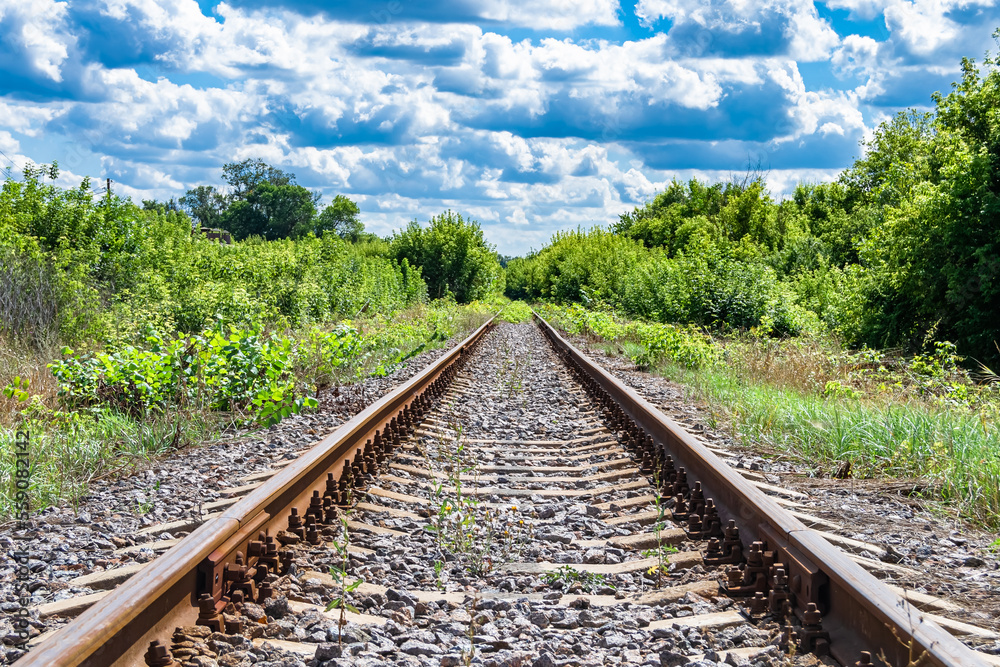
309,195,365,241
391,210,504,303
538,303,720,370
48,326,318,426
0,167,427,346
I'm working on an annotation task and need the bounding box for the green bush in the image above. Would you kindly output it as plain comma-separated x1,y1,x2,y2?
0,167,428,345
537,303,720,370
391,211,504,303
49,326,317,426
505,228,645,304
621,238,810,336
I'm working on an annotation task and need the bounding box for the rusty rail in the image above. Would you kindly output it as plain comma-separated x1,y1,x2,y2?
22,316,496,667
533,311,985,667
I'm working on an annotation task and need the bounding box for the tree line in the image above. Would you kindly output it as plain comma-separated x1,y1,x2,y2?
145,158,367,242
507,47,1000,366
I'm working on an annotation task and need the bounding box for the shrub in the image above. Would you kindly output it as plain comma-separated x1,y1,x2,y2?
391,211,504,303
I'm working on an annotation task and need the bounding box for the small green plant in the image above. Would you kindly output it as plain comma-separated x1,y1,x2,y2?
822,380,864,400
2,376,31,403
132,479,161,515
494,337,530,399
542,565,613,594
642,478,679,589
425,426,480,557
424,423,532,576
460,593,481,667
641,545,680,558
325,515,364,645
434,559,445,591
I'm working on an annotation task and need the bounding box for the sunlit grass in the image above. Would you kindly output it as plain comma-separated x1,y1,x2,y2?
660,361,1000,528
0,410,218,517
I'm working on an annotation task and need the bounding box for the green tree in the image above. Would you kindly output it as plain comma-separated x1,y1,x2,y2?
254,183,316,240
142,198,181,213
391,211,503,303
213,159,318,241
222,158,294,199
853,50,1000,363
308,195,364,240
180,185,226,228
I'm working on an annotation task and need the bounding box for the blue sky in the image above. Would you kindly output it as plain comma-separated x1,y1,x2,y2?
1,0,998,255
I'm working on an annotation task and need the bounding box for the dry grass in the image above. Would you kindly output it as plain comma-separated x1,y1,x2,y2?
720,336,980,409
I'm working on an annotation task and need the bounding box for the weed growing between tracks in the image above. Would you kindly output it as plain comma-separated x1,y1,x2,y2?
541,565,613,594
427,424,482,564
325,514,364,645
425,418,534,582
642,477,679,588
494,338,531,401
460,592,481,667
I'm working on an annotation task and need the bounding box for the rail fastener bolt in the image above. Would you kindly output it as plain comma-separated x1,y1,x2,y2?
143,640,177,667
196,593,224,633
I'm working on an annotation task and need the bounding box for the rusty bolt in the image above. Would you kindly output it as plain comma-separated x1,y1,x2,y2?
803,602,822,627
144,640,177,667
279,550,294,573
799,602,831,656
306,516,320,545
673,467,689,497
247,539,264,559
287,508,305,539
258,580,273,601
705,538,722,560
307,491,323,519
702,499,720,531
673,494,687,515
662,455,675,477
689,482,705,515
225,616,244,634
196,593,223,632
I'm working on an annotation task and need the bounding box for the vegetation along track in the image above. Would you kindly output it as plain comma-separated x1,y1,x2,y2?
17,314,997,667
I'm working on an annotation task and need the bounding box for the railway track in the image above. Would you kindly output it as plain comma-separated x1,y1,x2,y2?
16,313,999,667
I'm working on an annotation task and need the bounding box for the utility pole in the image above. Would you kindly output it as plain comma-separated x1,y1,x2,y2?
106,178,112,211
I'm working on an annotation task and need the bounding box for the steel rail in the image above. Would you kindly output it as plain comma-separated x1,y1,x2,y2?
533,311,985,667
22,316,497,667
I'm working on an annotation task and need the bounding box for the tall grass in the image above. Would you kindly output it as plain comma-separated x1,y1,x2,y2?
661,361,1000,528
0,411,216,517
